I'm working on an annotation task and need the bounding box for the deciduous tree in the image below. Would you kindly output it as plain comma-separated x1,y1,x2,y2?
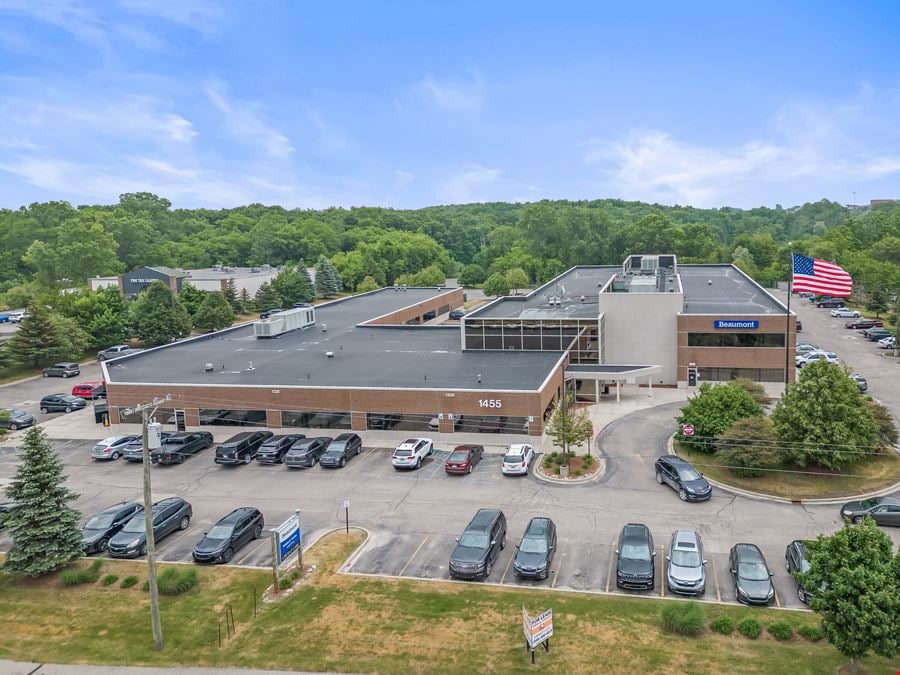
356,276,379,293
715,416,780,477
130,281,192,345
677,382,763,452
177,281,207,316
482,272,511,297
505,267,529,294
865,286,889,317
192,291,235,331
545,392,593,458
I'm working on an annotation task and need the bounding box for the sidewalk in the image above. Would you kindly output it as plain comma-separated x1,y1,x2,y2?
0,662,330,675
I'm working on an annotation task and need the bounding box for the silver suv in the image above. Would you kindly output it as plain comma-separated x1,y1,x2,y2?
666,529,706,596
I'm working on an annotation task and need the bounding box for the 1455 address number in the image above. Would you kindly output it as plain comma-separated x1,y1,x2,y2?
478,399,502,409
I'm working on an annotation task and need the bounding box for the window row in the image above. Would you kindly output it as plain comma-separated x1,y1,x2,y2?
688,333,786,348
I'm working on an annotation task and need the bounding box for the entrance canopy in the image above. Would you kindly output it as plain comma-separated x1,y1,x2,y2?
564,364,663,402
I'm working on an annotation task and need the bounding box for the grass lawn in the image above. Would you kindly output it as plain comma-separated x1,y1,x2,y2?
676,440,900,500
0,352,96,386
2,532,898,674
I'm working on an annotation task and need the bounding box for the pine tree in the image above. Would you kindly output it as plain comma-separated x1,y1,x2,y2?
129,281,192,345
192,291,235,331
271,265,314,305
177,281,206,316
3,426,84,576
5,301,70,367
254,281,282,310
315,255,333,298
239,287,253,312
298,265,315,300
223,279,241,313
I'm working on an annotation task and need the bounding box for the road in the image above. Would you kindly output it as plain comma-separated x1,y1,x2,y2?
0,361,105,423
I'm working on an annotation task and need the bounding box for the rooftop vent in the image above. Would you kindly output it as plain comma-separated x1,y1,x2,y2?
204,363,214,372
326,351,335,358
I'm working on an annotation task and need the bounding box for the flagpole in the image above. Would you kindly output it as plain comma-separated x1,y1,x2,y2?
784,253,792,386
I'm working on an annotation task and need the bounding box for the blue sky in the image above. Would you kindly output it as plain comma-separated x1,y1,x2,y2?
1,1,899,210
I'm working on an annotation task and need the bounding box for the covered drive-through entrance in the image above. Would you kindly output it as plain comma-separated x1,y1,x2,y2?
564,364,663,402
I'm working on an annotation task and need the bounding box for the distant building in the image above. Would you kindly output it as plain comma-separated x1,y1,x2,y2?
121,266,188,297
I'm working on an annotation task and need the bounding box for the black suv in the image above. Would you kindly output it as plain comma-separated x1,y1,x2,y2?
319,433,363,468
39,394,87,414
785,540,815,604
42,362,81,378
816,298,845,308
108,497,192,558
81,501,143,554
513,516,557,580
654,456,711,502
448,508,507,581
284,436,332,468
616,523,655,590
192,507,265,564
150,431,214,465
214,431,274,466
256,434,305,464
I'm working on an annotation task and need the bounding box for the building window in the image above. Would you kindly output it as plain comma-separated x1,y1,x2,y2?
199,409,267,426
282,411,351,429
697,367,784,382
688,333,786,348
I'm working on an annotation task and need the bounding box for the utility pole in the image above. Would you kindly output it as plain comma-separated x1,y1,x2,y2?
122,394,171,651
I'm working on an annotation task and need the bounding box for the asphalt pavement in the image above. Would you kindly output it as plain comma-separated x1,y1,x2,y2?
0,360,105,423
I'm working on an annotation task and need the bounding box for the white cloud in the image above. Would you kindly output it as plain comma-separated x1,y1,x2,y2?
118,0,222,35
0,0,107,46
206,83,294,159
415,73,484,112
438,164,501,203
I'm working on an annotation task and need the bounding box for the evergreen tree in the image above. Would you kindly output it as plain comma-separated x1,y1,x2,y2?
177,281,207,317
3,426,84,576
254,281,282,310
271,265,314,305
5,301,70,367
223,279,241,313
865,287,889,318
321,257,343,295
315,255,334,298
299,264,315,299
239,287,253,312
129,281,192,345
356,275,380,293
192,291,236,331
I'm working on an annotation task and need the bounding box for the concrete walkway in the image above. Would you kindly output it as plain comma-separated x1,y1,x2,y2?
0,662,330,675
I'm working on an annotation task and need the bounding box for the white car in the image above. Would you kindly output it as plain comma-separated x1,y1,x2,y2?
391,438,434,470
7,311,26,323
796,351,838,367
830,307,860,318
501,444,535,476
795,342,820,355
90,435,140,461
878,336,895,349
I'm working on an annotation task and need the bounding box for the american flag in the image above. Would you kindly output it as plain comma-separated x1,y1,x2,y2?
791,253,852,297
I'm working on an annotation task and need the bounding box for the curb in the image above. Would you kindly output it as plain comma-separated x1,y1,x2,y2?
532,418,616,486
667,435,900,506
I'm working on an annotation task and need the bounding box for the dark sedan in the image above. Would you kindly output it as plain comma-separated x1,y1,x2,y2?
192,507,264,564
444,445,484,475
840,496,900,527
319,433,362,468
785,539,816,604
284,436,332,468
730,543,775,605
39,394,87,414
256,434,305,464
81,501,143,554
616,523,655,590
108,497,192,558
654,456,711,501
513,517,557,580
0,408,35,431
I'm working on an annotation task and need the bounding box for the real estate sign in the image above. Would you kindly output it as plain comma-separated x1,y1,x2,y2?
522,606,553,648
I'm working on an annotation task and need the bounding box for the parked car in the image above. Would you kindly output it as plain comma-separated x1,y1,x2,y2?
192,507,264,564
863,327,892,341
665,529,707,596
0,313,8,323
256,434,305,464
122,432,172,462
81,501,143,554
97,344,142,361
444,445,484,474
654,456,711,501
8,311,27,323
785,540,815,604
878,336,895,349
71,381,106,400
0,502,22,530
797,291,815,299
39,394,87,414
513,516,557,580
851,373,868,392
108,497,192,558
478,416,507,433
840,496,900,526
616,523,655,590
284,436,332,468
796,319,802,332
0,408,35,430
152,431,214,465
90,434,140,461
831,307,860,318
816,298,845,308
214,431,273,466
501,443,535,476
845,318,883,329
42,362,81,378
320,433,363,468
367,413,401,430
729,543,775,605
449,309,467,320
795,342,820,355
795,351,838,367
391,437,433,470
448,508,507,581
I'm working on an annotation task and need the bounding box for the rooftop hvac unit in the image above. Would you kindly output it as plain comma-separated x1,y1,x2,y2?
640,255,659,274
253,307,315,338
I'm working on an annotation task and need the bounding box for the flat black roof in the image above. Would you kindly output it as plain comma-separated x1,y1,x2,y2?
678,265,787,315
106,287,562,392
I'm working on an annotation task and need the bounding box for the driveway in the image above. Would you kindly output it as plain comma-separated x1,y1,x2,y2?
0,361,105,424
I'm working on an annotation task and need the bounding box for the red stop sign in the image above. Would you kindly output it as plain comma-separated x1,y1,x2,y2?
682,424,695,437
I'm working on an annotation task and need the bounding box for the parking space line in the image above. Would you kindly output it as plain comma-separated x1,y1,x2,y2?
711,557,721,602
233,538,269,566
500,549,515,584
659,544,665,597
773,586,781,608
398,535,430,577
551,539,566,589
605,540,616,593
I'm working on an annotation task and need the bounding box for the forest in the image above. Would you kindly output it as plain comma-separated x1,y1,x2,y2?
2,193,900,310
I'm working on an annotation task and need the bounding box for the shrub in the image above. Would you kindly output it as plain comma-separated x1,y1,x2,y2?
142,579,150,591
279,577,292,590
156,567,198,596
797,624,823,642
733,377,770,405
573,469,582,477
767,620,793,641
865,398,899,446
549,451,558,458
582,454,594,467
60,559,104,586
678,382,763,452
737,617,761,639
660,601,705,637
710,617,734,635
543,458,552,469
121,576,139,589
101,574,119,586
553,466,560,475
715,416,780,477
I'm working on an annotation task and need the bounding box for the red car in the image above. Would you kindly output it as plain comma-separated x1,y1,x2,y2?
845,319,882,329
71,381,106,400
444,445,485,475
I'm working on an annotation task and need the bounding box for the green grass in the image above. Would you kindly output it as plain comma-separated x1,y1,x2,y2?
0,532,898,674
676,440,900,499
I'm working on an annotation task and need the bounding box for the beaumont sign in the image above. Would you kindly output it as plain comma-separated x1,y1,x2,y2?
713,319,759,330
275,513,301,564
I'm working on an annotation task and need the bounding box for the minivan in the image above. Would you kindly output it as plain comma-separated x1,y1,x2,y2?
214,431,274,466
448,509,507,581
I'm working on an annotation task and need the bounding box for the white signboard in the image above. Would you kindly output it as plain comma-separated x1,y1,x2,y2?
522,607,553,648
